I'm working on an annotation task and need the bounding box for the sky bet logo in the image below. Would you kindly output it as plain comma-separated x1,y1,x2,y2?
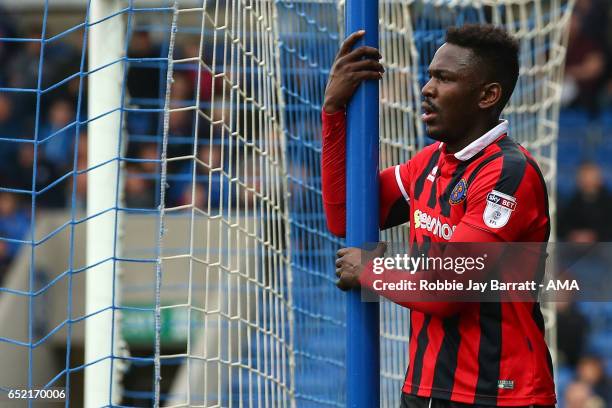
413,209,456,240
487,191,517,210
483,190,517,228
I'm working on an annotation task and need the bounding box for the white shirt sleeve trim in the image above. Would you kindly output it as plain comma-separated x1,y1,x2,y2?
395,165,410,203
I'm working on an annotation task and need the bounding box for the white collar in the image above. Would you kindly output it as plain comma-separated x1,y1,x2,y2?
438,120,509,161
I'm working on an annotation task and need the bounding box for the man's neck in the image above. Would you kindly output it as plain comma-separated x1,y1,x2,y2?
445,118,501,154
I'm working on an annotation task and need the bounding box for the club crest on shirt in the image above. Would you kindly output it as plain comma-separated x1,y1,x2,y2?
449,179,467,205
483,190,517,228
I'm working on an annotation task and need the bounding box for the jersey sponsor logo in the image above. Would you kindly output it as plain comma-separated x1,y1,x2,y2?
449,178,467,205
497,379,515,390
483,190,517,228
413,209,456,240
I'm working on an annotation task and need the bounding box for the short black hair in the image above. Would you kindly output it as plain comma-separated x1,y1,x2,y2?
446,24,519,113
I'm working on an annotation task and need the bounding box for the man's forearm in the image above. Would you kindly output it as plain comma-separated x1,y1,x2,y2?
321,110,347,236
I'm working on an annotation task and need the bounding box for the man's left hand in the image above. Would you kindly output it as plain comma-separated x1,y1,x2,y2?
335,243,387,291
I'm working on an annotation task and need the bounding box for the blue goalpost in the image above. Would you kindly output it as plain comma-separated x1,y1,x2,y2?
345,0,380,406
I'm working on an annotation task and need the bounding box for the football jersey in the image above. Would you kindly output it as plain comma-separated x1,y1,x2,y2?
321,110,555,406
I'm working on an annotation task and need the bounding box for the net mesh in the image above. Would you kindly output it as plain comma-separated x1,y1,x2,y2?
0,0,572,406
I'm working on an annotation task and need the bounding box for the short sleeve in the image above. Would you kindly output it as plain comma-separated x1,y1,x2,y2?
461,159,544,241
394,161,410,202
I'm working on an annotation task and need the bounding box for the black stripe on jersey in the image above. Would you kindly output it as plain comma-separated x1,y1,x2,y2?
474,302,502,405
533,304,555,379
474,138,526,404
427,175,438,209
414,149,441,200
465,152,503,186
427,147,484,211
493,137,527,196
439,161,470,217
463,152,503,212
403,317,416,393
532,303,546,333
430,314,461,400
382,197,411,230
410,314,432,394
526,157,551,241
525,156,554,378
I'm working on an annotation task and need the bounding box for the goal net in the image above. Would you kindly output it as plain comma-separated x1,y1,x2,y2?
0,0,572,406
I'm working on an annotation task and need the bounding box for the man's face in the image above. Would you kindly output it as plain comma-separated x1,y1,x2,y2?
421,43,483,143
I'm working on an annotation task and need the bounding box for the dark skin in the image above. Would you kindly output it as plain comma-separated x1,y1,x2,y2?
335,243,387,291
325,33,505,291
421,43,502,153
323,30,385,113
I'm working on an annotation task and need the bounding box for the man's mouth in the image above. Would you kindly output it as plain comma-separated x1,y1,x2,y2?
422,101,438,123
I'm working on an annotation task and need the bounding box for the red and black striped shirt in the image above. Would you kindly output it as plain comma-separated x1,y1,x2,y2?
321,110,555,406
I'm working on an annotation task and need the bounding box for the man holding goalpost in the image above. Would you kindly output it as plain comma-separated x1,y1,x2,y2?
321,25,556,407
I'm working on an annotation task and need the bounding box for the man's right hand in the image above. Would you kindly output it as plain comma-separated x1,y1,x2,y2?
323,30,384,114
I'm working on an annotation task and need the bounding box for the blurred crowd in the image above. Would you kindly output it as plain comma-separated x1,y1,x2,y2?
0,10,240,280
562,0,612,115
0,2,611,406
554,2,612,405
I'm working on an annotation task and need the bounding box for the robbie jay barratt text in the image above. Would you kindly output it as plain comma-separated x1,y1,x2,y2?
370,279,579,292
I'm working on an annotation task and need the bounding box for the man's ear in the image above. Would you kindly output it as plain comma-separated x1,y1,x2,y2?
479,82,502,110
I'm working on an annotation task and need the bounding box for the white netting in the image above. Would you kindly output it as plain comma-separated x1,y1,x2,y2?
159,1,293,406
375,2,573,405
0,1,573,407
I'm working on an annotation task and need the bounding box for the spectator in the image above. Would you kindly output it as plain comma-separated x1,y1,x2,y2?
127,31,162,100
124,143,157,209
0,92,22,138
562,0,606,115
576,355,612,404
0,191,29,261
564,381,605,408
138,142,159,175
8,143,66,208
574,0,609,41
557,162,612,242
40,98,76,171
7,28,43,91
0,7,20,85
167,108,195,158
171,71,194,106
556,298,589,368
170,144,223,209
180,41,218,103
0,93,24,173
562,7,607,114
124,163,156,209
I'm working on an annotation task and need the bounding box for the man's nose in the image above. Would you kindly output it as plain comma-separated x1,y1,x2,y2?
421,78,435,98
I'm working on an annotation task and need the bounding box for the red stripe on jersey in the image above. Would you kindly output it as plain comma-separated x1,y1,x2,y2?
498,303,534,401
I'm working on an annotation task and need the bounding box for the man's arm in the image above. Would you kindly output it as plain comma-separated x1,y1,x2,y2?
359,222,504,318
336,155,549,317
336,222,503,318
322,111,410,236
321,31,410,237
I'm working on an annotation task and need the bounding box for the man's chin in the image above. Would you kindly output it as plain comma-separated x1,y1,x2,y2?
425,124,445,141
